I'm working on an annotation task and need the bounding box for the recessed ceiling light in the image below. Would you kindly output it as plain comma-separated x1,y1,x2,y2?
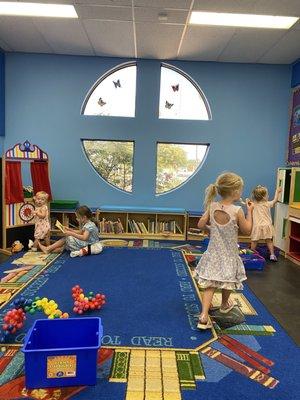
0,2,78,18
189,11,298,29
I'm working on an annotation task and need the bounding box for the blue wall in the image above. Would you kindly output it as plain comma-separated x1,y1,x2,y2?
4,53,290,209
291,59,300,88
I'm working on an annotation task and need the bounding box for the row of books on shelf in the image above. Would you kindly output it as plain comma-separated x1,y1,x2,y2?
187,227,203,235
98,218,183,235
99,218,125,234
128,219,183,234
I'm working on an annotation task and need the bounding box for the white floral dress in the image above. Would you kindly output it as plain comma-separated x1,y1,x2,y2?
251,201,274,241
195,202,246,290
34,205,50,240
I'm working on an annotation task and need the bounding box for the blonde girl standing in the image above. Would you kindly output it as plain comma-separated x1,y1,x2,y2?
250,185,282,261
195,172,253,329
29,191,51,251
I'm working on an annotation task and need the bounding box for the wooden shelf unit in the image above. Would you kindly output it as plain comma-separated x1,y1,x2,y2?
96,209,187,241
50,209,96,237
50,208,187,241
274,167,300,260
187,213,207,241
287,205,300,266
186,211,252,242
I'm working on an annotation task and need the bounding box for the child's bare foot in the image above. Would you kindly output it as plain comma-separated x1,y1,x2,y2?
197,314,212,330
38,241,50,254
220,300,235,313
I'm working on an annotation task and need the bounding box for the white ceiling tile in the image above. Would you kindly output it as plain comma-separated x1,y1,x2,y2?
134,7,187,24
18,0,74,3
134,1,191,9
76,5,132,20
292,20,300,30
75,0,132,5
192,0,256,13
253,0,300,16
32,19,94,56
218,28,285,63
179,25,235,61
0,16,52,53
136,23,183,59
83,19,135,57
259,30,300,64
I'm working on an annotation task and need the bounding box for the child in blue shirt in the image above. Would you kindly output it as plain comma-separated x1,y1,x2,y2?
39,205,100,256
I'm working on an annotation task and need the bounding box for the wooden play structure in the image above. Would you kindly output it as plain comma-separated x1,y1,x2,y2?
1,140,52,253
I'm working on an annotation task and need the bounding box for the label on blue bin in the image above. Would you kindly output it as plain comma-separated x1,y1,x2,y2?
47,355,77,378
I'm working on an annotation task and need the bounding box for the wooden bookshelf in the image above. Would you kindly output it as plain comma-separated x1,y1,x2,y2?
187,213,207,241
274,167,300,260
50,209,97,237
96,208,187,241
287,205,300,266
186,212,253,243
273,167,300,265
50,207,187,241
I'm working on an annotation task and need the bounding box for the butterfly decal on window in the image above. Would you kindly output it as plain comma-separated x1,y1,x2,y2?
113,79,121,88
172,84,179,92
165,101,174,109
98,97,106,107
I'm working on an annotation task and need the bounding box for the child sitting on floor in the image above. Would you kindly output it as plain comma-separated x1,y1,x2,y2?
38,205,102,257
250,185,282,261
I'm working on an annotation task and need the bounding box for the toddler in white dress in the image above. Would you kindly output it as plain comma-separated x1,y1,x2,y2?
250,185,281,261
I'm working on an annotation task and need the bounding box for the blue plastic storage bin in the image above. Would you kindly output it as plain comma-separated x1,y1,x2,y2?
22,317,103,389
240,253,265,271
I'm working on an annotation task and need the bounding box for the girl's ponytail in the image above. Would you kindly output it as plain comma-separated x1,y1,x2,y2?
204,183,217,210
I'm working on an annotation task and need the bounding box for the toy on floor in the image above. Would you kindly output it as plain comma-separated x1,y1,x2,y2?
11,241,24,253
239,248,253,255
1,297,30,341
0,296,69,342
2,308,26,335
72,285,106,314
30,297,69,319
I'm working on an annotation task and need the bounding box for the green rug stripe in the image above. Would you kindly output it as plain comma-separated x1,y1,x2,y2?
176,351,196,390
190,351,205,380
110,351,129,382
216,324,275,336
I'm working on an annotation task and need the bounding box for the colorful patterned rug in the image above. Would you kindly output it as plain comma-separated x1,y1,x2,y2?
0,247,299,400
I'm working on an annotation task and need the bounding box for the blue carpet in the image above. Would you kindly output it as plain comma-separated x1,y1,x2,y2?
0,248,299,399
186,281,300,400
0,248,214,348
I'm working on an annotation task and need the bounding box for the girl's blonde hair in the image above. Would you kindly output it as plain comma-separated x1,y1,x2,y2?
252,185,268,202
35,191,49,201
204,172,244,210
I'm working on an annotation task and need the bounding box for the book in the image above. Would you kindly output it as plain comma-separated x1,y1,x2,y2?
55,220,65,233
175,222,183,234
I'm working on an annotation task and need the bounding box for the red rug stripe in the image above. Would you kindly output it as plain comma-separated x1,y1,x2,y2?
219,337,270,374
221,335,274,367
